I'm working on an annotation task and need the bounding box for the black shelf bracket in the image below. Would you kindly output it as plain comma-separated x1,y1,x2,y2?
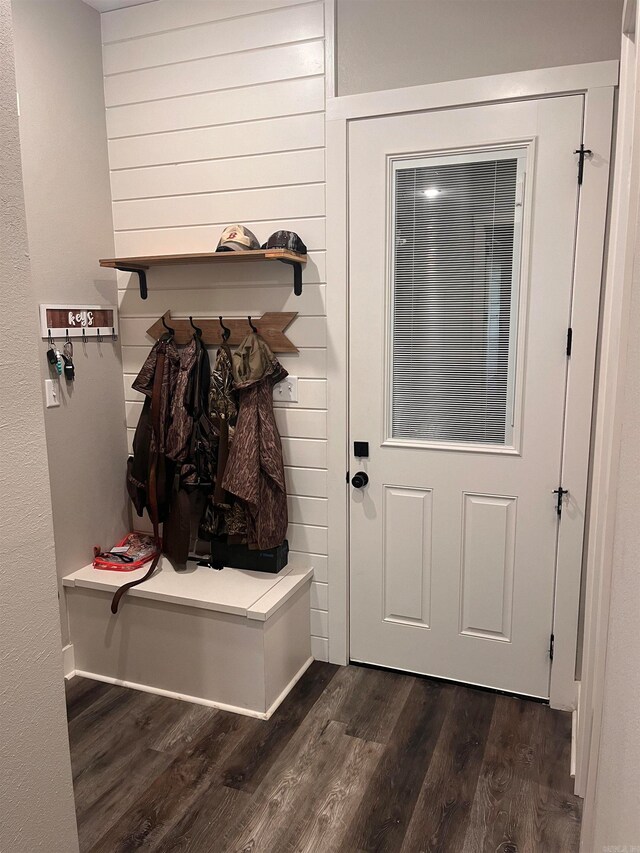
277,258,303,295
116,265,149,299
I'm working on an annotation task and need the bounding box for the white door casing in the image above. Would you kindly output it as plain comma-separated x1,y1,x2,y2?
576,1,639,831
326,61,616,710
349,97,584,698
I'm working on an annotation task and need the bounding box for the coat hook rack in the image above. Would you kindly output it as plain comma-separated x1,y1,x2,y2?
146,311,298,353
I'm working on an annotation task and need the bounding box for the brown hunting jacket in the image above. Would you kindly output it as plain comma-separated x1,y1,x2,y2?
222,333,288,550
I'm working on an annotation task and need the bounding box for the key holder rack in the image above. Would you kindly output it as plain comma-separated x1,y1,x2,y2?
146,311,299,353
99,248,307,300
39,304,119,341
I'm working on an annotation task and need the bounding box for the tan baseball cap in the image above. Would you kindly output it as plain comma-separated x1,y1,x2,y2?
216,224,260,252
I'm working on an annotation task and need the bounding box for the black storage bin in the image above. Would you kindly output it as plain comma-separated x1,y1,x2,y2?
207,539,289,574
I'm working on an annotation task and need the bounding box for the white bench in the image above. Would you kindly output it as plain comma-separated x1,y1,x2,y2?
62,557,313,719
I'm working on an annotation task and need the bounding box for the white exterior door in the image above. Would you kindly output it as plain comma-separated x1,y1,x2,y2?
349,96,585,698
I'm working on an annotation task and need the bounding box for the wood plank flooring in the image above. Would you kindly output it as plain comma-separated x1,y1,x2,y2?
66,663,581,852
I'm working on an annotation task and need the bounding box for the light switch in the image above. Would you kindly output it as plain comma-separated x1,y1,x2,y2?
45,378,60,408
273,376,298,403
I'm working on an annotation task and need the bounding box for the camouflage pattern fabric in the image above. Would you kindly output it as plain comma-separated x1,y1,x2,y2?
199,344,245,540
132,336,181,454
165,337,197,463
222,333,288,550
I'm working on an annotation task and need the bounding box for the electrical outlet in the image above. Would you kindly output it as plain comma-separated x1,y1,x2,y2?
45,378,60,408
273,376,298,403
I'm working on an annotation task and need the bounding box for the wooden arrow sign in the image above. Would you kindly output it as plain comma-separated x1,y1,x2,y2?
146,311,298,353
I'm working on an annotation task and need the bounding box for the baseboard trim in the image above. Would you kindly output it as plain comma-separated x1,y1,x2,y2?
73,670,270,719
62,643,75,679
264,656,314,719
72,655,314,721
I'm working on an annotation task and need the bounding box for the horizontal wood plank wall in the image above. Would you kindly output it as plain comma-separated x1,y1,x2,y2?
101,0,329,661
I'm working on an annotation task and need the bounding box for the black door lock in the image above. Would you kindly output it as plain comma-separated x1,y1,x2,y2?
351,471,369,489
354,441,369,458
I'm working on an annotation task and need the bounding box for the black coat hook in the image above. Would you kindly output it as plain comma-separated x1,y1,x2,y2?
189,316,203,337
161,314,175,336
248,316,258,333
219,316,231,342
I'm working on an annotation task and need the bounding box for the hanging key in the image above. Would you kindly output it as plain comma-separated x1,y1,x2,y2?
62,341,75,381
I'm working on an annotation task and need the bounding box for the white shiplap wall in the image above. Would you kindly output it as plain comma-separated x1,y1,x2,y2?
101,0,329,661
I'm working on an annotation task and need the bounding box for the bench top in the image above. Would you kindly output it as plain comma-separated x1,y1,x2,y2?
62,556,313,622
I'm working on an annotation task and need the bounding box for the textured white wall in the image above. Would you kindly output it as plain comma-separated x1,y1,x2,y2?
337,0,623,95
0,0,79,849
11,0,129,646
591,216,640,848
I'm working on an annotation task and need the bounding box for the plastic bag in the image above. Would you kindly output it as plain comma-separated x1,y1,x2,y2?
93,532,160,572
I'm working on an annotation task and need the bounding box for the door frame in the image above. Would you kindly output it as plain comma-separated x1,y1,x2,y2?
575,0,640,839
326,60,618,710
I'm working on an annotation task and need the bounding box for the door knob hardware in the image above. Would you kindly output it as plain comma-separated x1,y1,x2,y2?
351,471,369,489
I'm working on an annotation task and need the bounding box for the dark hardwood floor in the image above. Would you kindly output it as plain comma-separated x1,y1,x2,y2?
66,663,581,852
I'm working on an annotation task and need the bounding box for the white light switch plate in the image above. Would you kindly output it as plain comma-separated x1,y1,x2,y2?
45,378,60,408
273,376,298,403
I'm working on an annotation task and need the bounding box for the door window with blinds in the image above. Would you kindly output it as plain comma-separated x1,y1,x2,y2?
388,148,527,449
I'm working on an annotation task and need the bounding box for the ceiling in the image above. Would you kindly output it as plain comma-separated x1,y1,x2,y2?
81,0,156,13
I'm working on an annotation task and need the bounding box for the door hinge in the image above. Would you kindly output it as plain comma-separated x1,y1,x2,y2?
574,143,593,185
566,327,573,356
549,632,555,661
552,486,569,517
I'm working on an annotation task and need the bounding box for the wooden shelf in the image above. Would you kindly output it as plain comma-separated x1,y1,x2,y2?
99,249,307,299
100,248,307,268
